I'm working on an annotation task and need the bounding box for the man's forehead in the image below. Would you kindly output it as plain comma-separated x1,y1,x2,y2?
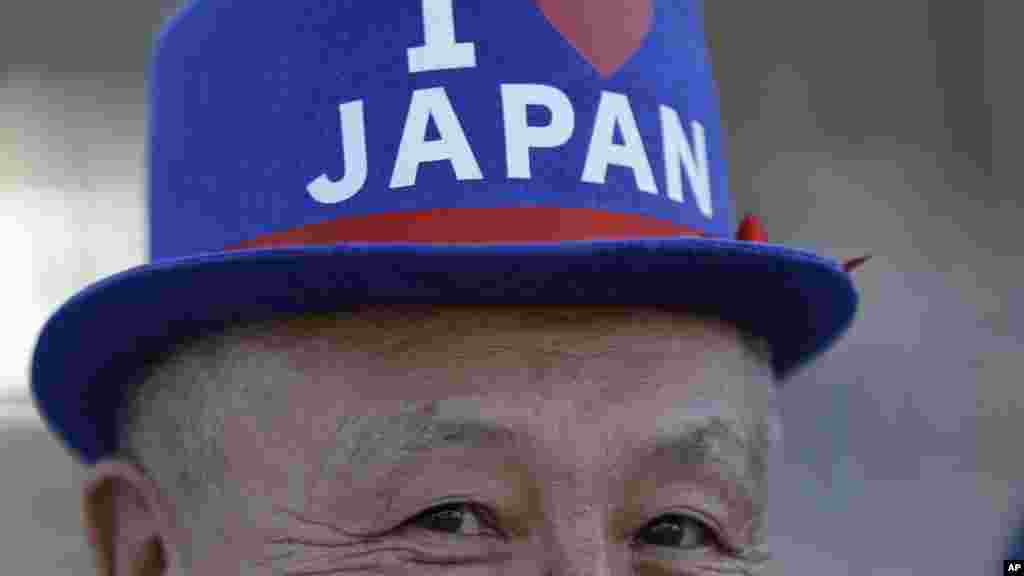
229,305,765,378
239,304,756,349
206,305,776,424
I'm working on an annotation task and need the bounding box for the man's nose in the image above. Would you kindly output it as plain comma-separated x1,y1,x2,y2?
535,502,632,576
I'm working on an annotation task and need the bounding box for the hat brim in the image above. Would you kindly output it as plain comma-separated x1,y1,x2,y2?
31,236,857,464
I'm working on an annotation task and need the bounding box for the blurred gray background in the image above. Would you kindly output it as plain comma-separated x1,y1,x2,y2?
0,1,1009,574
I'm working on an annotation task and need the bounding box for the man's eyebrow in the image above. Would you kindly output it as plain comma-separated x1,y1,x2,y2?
319,405,763,497
642,417,749,466
320,405,518,478
636,416,762,502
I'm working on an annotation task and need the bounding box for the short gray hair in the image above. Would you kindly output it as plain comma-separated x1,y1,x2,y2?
114,323,239,568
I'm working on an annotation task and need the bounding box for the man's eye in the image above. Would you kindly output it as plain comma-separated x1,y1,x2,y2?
635,513,720,551
407,502,502,538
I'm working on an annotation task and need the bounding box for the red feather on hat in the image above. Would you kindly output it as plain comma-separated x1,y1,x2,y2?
735,214,870,274
736,214,768,242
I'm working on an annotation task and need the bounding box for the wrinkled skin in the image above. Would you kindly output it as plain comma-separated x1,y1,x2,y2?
84,305,780,575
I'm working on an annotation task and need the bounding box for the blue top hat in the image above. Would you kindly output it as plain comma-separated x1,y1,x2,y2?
31,0,858,464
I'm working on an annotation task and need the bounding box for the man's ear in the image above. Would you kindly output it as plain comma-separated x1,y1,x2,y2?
82,460,180,575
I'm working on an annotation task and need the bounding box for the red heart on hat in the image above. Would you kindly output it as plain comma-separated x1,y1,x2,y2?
534,0,653,78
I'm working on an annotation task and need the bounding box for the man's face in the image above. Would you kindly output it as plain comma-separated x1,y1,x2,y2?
188,306,778,574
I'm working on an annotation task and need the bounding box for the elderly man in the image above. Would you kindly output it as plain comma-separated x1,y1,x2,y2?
30,1,861,574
